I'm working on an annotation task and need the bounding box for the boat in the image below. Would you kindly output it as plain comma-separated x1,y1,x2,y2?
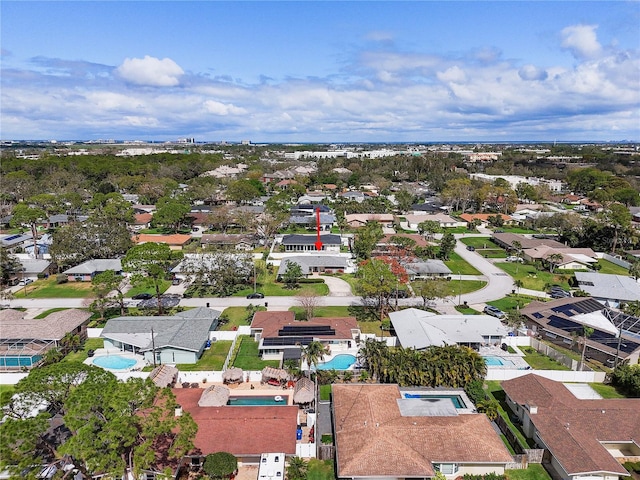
274,395,284,402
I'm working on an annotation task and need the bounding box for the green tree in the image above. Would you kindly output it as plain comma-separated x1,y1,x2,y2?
286,457,308,480
629,261,640,281
413,279,449,309
438,232,456,260
282,260,304,289
0,246,21,287
352,221,383,260
355,258,397,322
226,179,262,204
202,452,238,479
91,270,126,316
601,203,632,253
10,204,46,256
580,326,594,371
546,253,564,273
394,189,414,213
302,340,327,376
152,198,191,233
122,243,174,315
417,220,442,240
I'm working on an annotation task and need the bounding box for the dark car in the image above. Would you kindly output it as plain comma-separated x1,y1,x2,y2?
247,292,265,299
550,288,571,299
132,293,153,300
466,245,475,251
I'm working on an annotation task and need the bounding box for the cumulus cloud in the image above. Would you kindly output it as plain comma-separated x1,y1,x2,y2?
518,64,548,81
561,24,602,59
116,55,184,86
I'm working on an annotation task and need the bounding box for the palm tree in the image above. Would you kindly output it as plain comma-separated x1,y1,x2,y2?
546,253,564,273
580,326,594,371
302,341,327,375
514,279,524,294
286,457,308,480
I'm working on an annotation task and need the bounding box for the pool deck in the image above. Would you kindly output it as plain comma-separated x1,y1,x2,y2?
479,345,530,370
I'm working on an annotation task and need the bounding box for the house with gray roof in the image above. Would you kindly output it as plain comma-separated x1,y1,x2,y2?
276,256,353,279
101,307,221,364
574,272,640,307
281,234,342,252
403,260,452,280
289,213,336,231
63,259,123,281
389,308,508,350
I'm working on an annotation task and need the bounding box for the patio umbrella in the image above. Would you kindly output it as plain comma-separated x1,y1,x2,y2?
261,366,290,383
149,365,179,388
293,377,315,404
222,367,243,384
198,385,230,407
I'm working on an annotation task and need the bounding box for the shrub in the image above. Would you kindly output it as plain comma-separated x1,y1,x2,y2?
56,274,68,284
202,452,237,479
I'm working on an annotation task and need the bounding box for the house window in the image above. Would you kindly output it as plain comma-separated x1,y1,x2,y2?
434,464,459,475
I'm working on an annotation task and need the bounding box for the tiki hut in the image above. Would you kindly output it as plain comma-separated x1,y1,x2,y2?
222,367,244,384
149,364,179,388
198,385,230,407
261,366,290,384
293,377,315,405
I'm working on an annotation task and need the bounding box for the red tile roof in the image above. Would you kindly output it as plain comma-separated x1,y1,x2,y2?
133,234,192,245
173,388,298,456
251,311,358,340
502,374,640,476
333,384,512,477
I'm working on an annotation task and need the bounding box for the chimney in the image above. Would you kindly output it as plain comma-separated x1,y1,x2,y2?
175,406,183,417
527,403,538,415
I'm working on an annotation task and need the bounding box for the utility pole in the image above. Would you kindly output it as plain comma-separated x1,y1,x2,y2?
458,271,461,306
151,327,157,368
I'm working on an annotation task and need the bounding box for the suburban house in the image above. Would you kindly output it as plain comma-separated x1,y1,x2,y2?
281,234,342,252
0,309,91,370
402,213,466,230
17,258,53,282
132,233,193,250
403,260,452,280
172,388,298,465
250,311,360,361
574,272,640,307
522,246,598,269
0,233,34,252
491,232,566,251
344,213,394,229
458,213,514,226
62,259,123,281
389,308,508,350
132,212,153,230
332,383,513,479
502,374,640,480
276,256,354,279
101,307,221,364
339,191,366,203
289,212,336,231
521,297,640,366
200,234,258,251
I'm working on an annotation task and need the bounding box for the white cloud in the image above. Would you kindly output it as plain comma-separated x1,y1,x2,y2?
437,66,466,83
116,55,184,86
561,24,602,59
518,64,548,81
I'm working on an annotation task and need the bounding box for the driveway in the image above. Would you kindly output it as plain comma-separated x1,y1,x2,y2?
319,274,353,297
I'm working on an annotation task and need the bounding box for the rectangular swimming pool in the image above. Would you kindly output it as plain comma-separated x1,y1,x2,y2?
227,395,288,406
403,393,467,409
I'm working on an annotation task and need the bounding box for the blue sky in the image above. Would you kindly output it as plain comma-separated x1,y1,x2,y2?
1,1,639,142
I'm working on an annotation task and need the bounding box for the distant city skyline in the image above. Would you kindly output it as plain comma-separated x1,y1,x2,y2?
1,1,639,142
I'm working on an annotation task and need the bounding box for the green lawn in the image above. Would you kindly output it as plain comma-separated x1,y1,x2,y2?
595,259,630,275
0,384,15,407
495,227,538,234
487,295,535,313
495,262,572,291
459,237,500,249
34,307,72,319
126,279,171,298
234,279,329,297
63,338,104,363
455,306,481,315
178,340,232,371
507,464,552,480
319,384,332,401
336,274,359,293
232,336,279,370
13,278,94,298
485,380,533,449
520,347,571,370
444,252,481,275
289,305,353,319
219,306,266,331
588,383,626,398
441,280,487,298
308,459,335,480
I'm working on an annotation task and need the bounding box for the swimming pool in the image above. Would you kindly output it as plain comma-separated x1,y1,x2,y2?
92,355,137,371
403,393,467,409
228,395,288,406
484,356,514,366
315,354,357,371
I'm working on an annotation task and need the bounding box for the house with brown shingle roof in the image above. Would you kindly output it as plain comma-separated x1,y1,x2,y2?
502,374,640,480
132,233,193,250
172,388,298,464
333,384,512,478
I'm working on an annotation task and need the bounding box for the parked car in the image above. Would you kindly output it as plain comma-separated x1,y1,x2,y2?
484,305,506,319
171,278,182,285
549,287,571,298
505,256,524,262
466,245,475,251
247,292,265,299
132,293,153,300
18,278,34,285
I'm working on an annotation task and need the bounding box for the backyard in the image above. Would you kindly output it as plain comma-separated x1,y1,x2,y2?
520,347,571,371
63,338,104,363
231,336,279,370
595,259,630,275
177,340,232,371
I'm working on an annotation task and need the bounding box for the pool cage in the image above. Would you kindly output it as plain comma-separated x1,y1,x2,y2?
0,338,56,370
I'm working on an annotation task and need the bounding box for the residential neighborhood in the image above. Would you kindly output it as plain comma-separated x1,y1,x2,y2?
1,142,640,480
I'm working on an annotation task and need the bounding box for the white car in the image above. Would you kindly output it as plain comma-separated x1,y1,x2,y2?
505,256,523,262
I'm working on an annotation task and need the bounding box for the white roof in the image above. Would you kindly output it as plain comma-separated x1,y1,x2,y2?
573,311,618,335
389,308,508,349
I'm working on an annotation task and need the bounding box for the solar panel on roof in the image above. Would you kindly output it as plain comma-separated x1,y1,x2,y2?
533,312,544,319
278,325,335,336
551,304,576,317
548,315,583,333
262,336,312,347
